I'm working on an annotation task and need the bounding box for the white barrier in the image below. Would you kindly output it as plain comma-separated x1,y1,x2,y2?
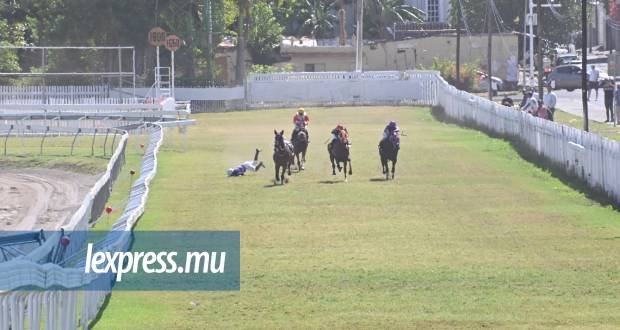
435,75,620,203
0,124,164,329
2,70,620,329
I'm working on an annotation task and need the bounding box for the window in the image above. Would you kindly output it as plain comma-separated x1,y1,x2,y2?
304,63,315,72
426,0,440,22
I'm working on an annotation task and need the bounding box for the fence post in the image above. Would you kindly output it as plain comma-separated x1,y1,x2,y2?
40,126,49,156
70,128,82,156
110,131,118,156
103,128,110,157
3,125,13,156
91,128,98,157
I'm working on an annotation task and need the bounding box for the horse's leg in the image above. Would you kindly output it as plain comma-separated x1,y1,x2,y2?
330,155,336,175
295,152,300,171
391,158,396,179
348,158,353,175
343,160,348,182
301,149,306,170
280,165,286,185
287,160,292,176
275,164,280,184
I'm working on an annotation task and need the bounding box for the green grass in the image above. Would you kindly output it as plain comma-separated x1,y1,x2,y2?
0,133,120,174
555,110,620,142
94,106,620,329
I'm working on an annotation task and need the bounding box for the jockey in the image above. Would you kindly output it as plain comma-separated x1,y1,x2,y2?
227,149,265,177
382,120,400,139
292,107,310,142
329,124,349,150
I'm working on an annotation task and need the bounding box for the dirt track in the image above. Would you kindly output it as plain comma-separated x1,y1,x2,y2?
0,169,98,230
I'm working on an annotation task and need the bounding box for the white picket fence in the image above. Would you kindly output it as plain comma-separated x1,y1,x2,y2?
1,70,620,329
0,85,144,105
436,77,620,203
0,124,164,329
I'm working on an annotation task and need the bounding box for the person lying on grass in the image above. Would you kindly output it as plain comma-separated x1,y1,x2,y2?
227,149,266,177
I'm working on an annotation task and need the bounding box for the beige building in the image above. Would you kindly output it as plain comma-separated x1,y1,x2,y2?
276,34,518,80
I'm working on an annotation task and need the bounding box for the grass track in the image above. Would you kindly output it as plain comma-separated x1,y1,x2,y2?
94,106,620,329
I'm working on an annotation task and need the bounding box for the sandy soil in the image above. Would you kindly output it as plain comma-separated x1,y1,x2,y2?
0,169,99,230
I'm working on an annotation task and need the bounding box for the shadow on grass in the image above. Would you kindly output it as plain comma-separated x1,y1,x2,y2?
318,179,345,184
88,292,111,329
369,178,388,182
431,105,620,211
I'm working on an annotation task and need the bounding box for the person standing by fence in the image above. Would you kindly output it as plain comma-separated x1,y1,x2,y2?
543,86,557,121
603,79,615,123
588,65,600,101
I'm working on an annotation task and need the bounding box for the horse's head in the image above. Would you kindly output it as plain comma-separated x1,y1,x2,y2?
339,130,349,144
389,132,400,148
274,129,285,150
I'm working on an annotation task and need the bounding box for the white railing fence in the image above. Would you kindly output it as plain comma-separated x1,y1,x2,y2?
435,75,620,204
0,124,164,330
2,70,620,329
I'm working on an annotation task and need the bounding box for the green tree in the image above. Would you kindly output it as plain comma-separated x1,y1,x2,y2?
364,0,424,39
299,0,337,39
248,1,284,64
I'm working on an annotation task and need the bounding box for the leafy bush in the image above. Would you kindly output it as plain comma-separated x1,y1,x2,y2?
427,58,479,92
249,64,294,74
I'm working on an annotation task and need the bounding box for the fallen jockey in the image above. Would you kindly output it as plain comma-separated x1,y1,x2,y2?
227,148,266,177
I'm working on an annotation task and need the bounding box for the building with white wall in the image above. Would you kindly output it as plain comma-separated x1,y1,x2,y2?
406,0,452,23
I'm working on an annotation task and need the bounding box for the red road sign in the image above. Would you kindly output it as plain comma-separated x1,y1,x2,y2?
165,35,182,52
148,27,166,46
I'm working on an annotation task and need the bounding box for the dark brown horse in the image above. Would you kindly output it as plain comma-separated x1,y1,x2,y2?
273,130,294,184
379,132,400,180
328,132,352,181
292,129,308,171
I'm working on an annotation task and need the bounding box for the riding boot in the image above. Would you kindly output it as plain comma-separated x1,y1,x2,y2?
254,148,260,161
256,161,265,171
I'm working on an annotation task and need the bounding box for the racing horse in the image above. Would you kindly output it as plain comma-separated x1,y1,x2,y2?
328,130,352,181
292,128,308,171
379,132,400,180
273,130,294,184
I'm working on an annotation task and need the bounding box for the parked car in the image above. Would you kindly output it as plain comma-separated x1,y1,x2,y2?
478,71,503,95
546,64,587,91
555,54,579,66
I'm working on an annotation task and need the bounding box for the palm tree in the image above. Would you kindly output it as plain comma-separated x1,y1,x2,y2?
299,0,337,39
365,0,424,39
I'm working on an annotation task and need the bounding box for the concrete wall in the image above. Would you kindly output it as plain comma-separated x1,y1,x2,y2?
276,34,518,80
363,34,518,79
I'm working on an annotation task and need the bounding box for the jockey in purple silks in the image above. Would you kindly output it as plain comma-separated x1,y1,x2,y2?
382,121,400,140
227,149,265,177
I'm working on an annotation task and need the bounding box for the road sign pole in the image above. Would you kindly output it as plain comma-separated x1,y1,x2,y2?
171,50,175,98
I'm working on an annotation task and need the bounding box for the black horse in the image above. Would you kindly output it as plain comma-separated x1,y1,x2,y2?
328,133,352,181
273,130,294,184
292,128,308,171
379,133,400,180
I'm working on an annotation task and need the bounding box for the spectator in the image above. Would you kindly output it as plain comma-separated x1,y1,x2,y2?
615,84,620,123
588,64,600,101
501,95,514,108
603,79,616,122
520,90,538,115
543,86,557,121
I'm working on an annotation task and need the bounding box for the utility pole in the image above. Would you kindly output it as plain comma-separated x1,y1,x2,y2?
528,0,534,86
456,0,462,88
487,0,493,100
582,0,589,131
537,0,544,100
355,0,364,72
204,0,214,83
522,0,528,88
